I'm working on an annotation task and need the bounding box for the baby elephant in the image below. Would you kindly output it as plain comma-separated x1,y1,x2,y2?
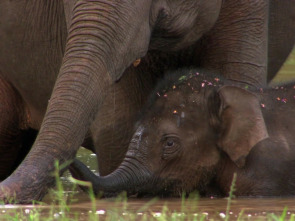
70,69,295,197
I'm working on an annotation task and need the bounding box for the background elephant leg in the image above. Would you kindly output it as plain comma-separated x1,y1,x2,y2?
199,0,268,88
0,77,31,180
81,131,95,153
91,65,156,176
12,128,38,172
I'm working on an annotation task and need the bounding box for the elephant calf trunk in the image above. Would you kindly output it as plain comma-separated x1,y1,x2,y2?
69,159,151,197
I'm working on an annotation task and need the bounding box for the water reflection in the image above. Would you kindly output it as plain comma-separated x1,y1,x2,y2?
76,148,98,173
3,195,295,220
69,197,295,220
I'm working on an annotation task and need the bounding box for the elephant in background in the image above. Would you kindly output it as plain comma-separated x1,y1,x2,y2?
0,0,295,203
70,68,295,197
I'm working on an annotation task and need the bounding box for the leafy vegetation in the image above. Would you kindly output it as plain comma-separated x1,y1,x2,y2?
0,161,294,221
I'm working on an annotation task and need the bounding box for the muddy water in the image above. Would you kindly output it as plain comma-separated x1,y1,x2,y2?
67,197,295,219
2,196,295,220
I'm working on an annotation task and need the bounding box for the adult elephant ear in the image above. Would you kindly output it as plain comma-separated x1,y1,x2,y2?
217,86,269,168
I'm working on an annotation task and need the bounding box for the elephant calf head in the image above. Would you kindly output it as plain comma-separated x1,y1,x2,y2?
70,69,269,197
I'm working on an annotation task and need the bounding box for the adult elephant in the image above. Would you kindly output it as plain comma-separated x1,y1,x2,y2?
0,0,294,203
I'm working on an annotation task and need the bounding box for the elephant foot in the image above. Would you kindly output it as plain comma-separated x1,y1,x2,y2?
0,159,56,204
0,177,49,204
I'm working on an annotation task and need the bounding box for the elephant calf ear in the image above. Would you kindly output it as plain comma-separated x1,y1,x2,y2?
217,86,269,168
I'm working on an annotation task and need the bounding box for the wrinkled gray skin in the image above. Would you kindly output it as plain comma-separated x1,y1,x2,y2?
0,1,295,203
70,69,295,197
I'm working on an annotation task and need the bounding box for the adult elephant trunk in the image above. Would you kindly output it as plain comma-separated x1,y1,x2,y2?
0,1,153,203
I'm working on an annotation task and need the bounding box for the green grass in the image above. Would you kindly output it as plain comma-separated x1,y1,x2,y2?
225,173,237,221
0,163,294,221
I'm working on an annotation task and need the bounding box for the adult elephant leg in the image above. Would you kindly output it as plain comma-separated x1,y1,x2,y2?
200,0,268,88
0,77,29,180
0,0,154,203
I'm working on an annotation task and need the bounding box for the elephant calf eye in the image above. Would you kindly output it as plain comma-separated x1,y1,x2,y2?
161,136,181,160
166,139,174,147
